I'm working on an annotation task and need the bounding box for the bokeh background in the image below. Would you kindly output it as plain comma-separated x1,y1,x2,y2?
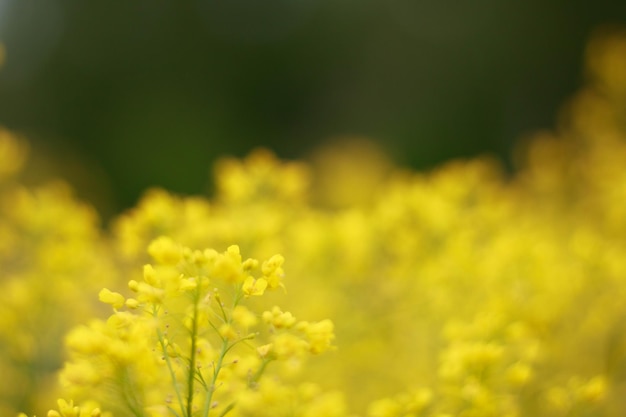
1,0,626,220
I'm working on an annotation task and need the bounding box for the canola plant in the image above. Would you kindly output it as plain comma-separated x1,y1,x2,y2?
2,28,626,417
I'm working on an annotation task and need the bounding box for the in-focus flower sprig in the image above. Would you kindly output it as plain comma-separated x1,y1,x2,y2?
51,236,337,417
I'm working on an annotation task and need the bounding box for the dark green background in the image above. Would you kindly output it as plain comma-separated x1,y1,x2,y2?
1,1,625,219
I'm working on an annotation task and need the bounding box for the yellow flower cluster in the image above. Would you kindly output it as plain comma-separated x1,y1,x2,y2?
54,237,337,417
0,129,115,416
4,27,626,417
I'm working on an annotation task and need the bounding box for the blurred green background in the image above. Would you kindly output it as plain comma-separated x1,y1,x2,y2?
1,1,625,220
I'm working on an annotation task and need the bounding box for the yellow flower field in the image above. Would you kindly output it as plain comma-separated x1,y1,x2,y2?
2,28,626,417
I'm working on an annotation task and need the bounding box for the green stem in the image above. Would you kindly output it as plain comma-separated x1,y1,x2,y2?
202,338,230,417
119,364,147,417
249,357,273,387
187,288,201,417
201,283,247,416
217,402,235,417
217,296,229,323
154,306,185,417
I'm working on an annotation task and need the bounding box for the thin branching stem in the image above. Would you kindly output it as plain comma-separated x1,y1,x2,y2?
153,305,186,417
202,338,230,417
119,364,147,417
217,402,235,417
249,357,273,387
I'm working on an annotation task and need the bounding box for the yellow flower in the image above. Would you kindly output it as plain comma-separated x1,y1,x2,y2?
257,343,273,358
65,325,106,355
147,236,182,265
272,333,308,359
219,323,238,340
213,245,245,283
242,276,268,297
60,361,101,386
97,288,125,310
43,399,103,417
297,319,335,354
262,254,285,290
232,305,258,328
262,306,296,329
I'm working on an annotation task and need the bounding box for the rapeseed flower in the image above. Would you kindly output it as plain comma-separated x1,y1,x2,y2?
7,27,626,417
46,239,338,417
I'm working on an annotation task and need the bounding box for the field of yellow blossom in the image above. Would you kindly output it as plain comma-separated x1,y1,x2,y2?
2,28,626,417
